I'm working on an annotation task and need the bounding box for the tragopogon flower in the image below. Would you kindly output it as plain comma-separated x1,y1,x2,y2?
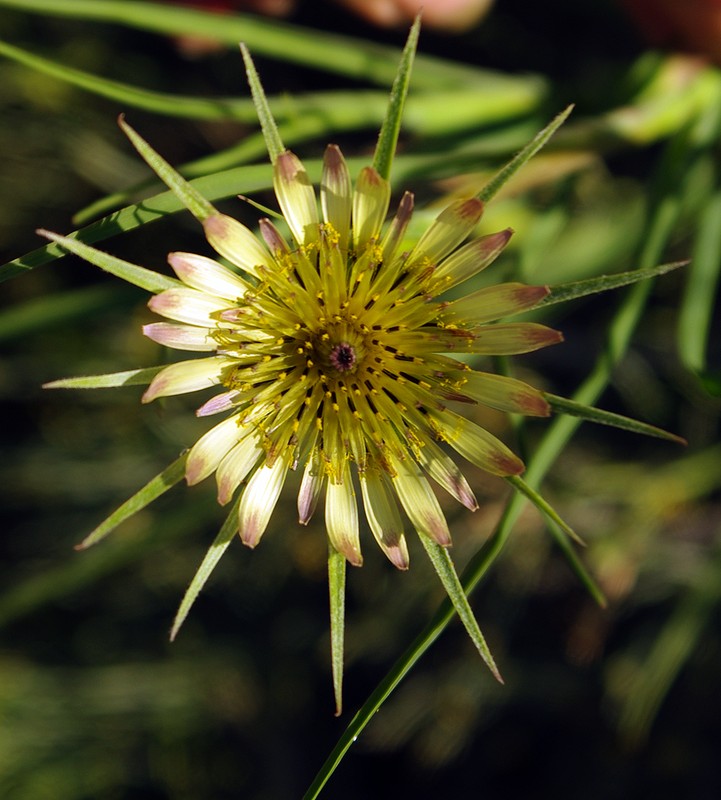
40,31,684,712
141,145,560,568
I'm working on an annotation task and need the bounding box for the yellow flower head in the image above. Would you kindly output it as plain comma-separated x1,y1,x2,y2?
141,142,560,568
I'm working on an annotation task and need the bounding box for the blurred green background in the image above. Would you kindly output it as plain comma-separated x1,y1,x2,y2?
1,1,720,797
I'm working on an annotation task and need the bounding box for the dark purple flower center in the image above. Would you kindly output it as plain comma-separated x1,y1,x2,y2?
329,342,356,372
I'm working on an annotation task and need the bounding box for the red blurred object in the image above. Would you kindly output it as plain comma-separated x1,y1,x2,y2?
623,0,721,63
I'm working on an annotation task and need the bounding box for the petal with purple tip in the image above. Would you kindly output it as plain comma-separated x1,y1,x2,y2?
237,457,289,548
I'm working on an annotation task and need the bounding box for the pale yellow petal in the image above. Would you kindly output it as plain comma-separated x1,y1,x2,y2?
360,470,409,569
390,456,451,546
237,458,289,548
325,465,362,566
274,150,319,246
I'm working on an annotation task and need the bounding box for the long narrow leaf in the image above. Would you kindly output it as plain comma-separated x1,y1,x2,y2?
506,474,585,546
0,39,255,120
1,149,503,283
678,188,721,379
0,0,524,91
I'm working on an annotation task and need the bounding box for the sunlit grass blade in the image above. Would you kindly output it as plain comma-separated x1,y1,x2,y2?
170,496,241,641
418,536,503,683
328,546,346,717
678,187,721,385
119,116,216,221
545,393,686,444
541,261,687,308
372,15,419,181
477,105,573,203
0,39,255,120
36,229,181,293
76,454,188,550
0,0,517,91
43,366,163,390
0,32,542,143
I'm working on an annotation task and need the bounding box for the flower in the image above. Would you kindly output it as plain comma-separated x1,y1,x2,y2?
140,143,561,569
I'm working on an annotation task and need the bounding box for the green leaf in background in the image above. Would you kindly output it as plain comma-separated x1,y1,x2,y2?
0,0,525,91
678,188,721,385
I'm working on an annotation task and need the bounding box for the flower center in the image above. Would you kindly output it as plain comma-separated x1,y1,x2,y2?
329,342,356,372
310,321,368,377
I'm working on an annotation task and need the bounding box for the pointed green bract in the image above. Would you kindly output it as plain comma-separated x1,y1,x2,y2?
170,496,242,641
36,229,181,293
506,474,585,546
328,546,346,716
542,261,687,308
545,393,686,444
76,454,188,550
478,105,574,203
44,366,163,390
418,535,503,683
241,43,285,164
372,14,420,181
119,116,217,221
